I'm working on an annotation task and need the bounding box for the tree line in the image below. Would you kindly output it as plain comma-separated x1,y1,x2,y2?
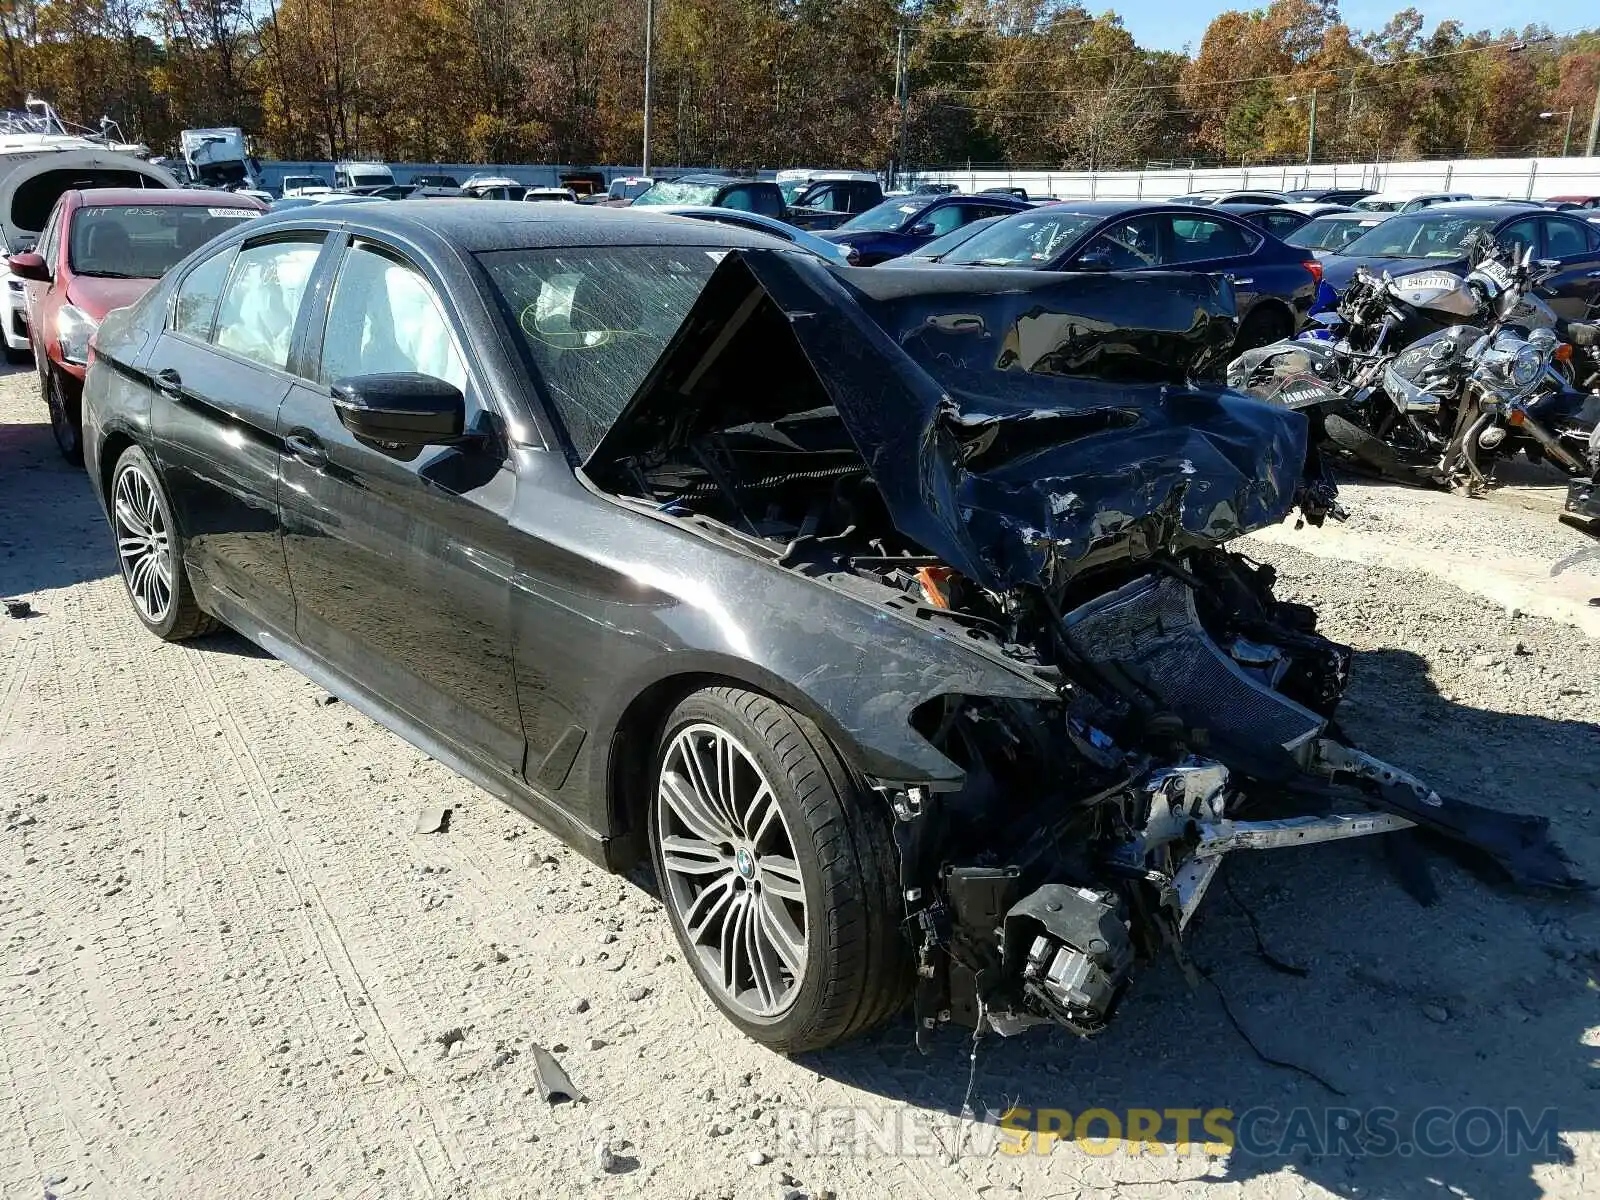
1,0,1596,170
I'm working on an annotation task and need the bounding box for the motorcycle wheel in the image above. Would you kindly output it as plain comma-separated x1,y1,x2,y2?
1324,414,1442,487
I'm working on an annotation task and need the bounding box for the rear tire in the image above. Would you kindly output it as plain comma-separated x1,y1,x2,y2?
649,686,910,1053
110,445,218,641
1234,305,1293,353
1324,413,1438,485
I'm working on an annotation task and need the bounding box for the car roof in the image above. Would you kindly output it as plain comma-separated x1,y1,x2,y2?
671,173,762,186
252,198,787,253
1215,202,1291,214
1410,201,1548,220
72,187,264,208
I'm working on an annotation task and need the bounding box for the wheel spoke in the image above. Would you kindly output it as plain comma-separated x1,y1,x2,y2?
114,497,146,538
660,834,729,877
117,536,147,561
684,733,741,835
719,891,751,997
683,874,737,944
660,766,734,845
759,855,805,903
746,784,779,849
753,890,806,980
744,898,780,1011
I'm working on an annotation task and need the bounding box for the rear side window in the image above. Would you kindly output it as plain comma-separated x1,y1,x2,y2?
477,246,720,458
1169,215,1257,263
212,239,323,370
1541,218,1591,258
171,249,235,340
320,244,466,392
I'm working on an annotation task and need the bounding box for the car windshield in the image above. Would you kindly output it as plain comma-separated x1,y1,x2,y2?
632,181,724,207
1286,216,1383,252
938,212,1101,267
477,245,722,458
837,198,926,232
1352,198,1406,212
1337,213,1497,259
68,203,259,278
610,180,653,200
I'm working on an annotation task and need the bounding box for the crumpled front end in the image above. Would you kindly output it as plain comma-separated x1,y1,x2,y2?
582,248,1582,1045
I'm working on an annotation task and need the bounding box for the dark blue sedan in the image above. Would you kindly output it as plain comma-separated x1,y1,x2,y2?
1320,202,1600,319
883,201,1323,348
818,193,1031,264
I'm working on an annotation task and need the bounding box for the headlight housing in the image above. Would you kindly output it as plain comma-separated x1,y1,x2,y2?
57,304,98,366
1510,342,1543,388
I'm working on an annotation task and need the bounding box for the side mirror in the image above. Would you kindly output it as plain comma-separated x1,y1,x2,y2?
907,222,936,237
7,251,49,282
331,373,466,445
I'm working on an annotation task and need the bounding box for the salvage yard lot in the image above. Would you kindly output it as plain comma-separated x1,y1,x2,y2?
3,364,1599,1200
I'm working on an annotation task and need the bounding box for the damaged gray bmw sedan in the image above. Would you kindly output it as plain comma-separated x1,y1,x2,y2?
81,202,1580,1053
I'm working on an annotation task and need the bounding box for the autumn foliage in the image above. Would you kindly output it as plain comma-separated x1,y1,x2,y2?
0,0,1594,169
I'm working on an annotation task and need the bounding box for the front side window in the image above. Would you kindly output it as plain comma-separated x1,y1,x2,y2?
921,204,970,237
320,244,466,391
1339,214,1496,258
170,248,236,339
68,204,259,280
35,200,63,264
477,246,720,458
1498,218,1539,257
212,239,322,369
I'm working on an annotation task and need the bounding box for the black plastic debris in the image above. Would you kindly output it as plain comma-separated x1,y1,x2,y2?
529,1043,584,1104
3,597,33,619
415,805,452,834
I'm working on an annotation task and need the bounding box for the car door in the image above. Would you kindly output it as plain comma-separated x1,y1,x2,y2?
22,198,64,353
1534,215,1600,320
275,235,525,779
145,231,326,635
1163,213,1269,311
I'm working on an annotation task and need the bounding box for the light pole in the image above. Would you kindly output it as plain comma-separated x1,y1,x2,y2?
1285,90,1318,165
641,0,655,177
1539,109,1574,157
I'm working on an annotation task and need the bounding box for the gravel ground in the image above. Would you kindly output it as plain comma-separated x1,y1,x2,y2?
2,364,1599,1200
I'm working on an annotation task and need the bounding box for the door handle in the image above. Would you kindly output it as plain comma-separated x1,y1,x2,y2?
154,367,182,397
284,431,328,469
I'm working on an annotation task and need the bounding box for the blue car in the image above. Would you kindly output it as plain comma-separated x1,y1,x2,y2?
1320,202,1600,320
818,193,1031,264
884,201,1323,348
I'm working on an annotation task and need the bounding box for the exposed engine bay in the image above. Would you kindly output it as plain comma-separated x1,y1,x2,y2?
585,248,1583,1043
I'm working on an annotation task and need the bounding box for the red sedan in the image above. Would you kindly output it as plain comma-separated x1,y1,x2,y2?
6,187,264,463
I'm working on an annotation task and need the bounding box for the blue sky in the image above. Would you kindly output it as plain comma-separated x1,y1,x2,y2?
1111,1,1564,54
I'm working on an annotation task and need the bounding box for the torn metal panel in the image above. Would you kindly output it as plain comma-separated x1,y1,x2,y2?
587,249,1311,591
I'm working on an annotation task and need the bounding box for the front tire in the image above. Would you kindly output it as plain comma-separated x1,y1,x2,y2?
1234,305,1293,353
111,445,218,641
44,367,83,466
649,686,910,1053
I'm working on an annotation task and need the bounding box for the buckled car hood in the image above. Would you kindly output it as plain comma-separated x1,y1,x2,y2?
586,249,1309,591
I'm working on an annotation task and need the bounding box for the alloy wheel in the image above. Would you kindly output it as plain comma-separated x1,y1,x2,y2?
656,722,808,1018
114,463,173,625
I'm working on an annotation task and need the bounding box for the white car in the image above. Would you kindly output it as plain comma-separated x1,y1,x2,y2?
524,187,578,203
1349,191,1473,213
651,205,851,265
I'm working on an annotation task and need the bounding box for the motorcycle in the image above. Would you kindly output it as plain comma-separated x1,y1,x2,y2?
1230,236,1600,490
